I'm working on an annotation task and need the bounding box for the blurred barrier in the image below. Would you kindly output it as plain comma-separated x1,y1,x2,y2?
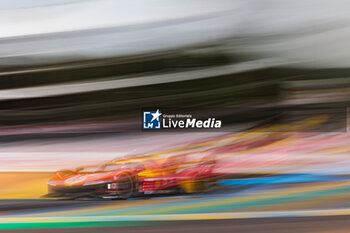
282,77,350,105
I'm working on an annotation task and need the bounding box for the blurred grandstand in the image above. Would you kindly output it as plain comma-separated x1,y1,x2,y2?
0,0,348,159
0,10,349,135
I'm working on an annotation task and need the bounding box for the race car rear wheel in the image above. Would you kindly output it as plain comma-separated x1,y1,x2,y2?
181,178,216,193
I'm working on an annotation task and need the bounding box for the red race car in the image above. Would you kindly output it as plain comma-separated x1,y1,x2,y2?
45,154,219,199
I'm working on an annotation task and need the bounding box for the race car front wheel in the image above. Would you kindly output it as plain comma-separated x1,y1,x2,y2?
114,173,134,199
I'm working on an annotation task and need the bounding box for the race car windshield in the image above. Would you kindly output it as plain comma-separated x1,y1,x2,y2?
101,162,142,172
101,164,122,172
76,166,100,173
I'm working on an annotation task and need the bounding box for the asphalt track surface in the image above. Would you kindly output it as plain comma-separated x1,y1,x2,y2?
3,175,350,232
2,217,350,233
0,200,96,214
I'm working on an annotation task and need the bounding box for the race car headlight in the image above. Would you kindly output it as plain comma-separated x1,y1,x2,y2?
83,180,112,186
47,181,58,186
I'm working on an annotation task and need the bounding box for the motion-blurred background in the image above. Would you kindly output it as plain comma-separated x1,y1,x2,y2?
2,1,350,232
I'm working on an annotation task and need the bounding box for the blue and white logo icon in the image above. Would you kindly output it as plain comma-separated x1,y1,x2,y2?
143,109,162,129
